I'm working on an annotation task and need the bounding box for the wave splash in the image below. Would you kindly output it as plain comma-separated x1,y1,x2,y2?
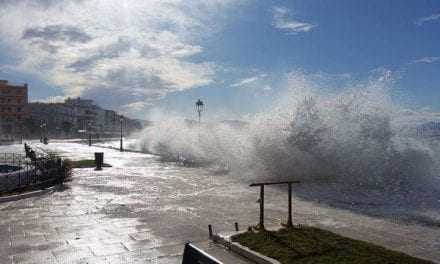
135,73,440,194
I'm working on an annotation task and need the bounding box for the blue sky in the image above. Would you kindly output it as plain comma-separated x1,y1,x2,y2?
0,0,439,120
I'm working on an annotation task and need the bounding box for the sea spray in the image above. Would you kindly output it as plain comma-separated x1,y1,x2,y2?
135,72,440,194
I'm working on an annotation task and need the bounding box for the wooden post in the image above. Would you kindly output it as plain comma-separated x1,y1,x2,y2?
234,222,239,232
260,185,264,230
208,224,213,238
287,183,293,228
250,180,300,230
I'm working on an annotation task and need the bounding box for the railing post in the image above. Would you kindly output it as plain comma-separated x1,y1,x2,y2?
260,185,264,230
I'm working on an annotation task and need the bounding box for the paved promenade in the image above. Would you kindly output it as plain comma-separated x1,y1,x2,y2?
1,142,439,263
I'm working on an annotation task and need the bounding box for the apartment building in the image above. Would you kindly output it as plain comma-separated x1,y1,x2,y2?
0,80,28,137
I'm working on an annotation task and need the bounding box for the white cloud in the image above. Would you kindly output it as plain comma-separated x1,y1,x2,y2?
231,76,259,87
120,101,152,115
413,56,440,64
415,13,440,26
271,6,316,34
0,0,240,114
231,74,267,87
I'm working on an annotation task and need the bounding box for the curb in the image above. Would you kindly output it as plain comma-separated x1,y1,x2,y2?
0,184,62,203
211,233,280,264
77,141,157,155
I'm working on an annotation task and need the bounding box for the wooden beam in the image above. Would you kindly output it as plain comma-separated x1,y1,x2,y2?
249,180,300,187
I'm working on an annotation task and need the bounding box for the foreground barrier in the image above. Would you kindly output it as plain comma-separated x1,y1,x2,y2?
182,242,223,264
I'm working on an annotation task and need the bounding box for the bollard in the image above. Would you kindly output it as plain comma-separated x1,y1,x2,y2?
235,222,239,232
287,183,293,228
259,185,265,229
94,152,104,170
208,224,213,238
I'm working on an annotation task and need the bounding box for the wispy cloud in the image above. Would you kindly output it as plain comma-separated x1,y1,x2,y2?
271,6,316,34
415,13,440,25
231,76,259,87
231,74,267,87
0,0,241,114
413,56,440,64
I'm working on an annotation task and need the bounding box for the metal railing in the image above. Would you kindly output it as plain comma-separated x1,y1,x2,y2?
0,145,65,194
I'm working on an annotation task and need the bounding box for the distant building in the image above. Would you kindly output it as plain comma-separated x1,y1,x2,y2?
64,97,99,131
0,80,28,138
27,102,76,137
27,97,144,138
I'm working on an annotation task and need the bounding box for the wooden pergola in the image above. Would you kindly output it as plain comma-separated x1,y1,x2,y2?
250,180,300,229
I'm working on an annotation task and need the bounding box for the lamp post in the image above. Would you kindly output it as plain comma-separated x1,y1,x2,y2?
195,99,204,125
19,123,23,144
40,121,47,143
88,121,92,146
119,116,124,152
195,99,204,141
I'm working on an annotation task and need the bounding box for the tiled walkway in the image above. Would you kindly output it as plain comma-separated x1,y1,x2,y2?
1,142,439,263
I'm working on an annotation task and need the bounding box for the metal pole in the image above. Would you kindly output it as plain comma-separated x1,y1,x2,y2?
260,185,265,229
120,119,123,152
287,183,293,228
198,110,201,141
208,224,213,238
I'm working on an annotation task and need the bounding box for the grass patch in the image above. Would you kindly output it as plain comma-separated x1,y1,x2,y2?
69,159,112,168
231,226,433,264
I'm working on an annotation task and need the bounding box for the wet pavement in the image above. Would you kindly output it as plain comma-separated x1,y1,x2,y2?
1,142,440,263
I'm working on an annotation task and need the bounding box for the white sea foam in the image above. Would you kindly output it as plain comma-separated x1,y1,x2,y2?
134,72,440,196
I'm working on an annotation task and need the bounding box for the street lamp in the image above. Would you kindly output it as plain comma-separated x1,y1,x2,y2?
40,121,47,144
20,123,23,144
195,99,204,124
119,116,124,152
88,121,92,146
195,99,204,142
